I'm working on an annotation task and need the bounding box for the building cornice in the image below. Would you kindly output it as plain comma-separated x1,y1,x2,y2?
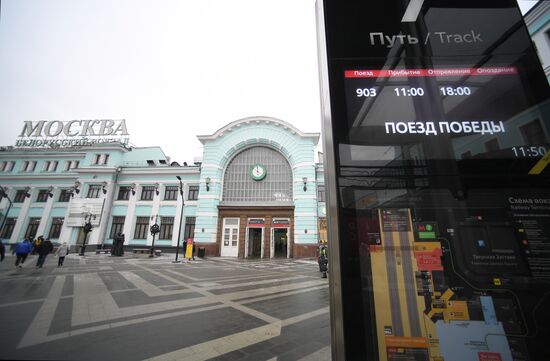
525,1,550,29
197,116,320,144
0,174,78,181
120,167,200,175
0,151,86,158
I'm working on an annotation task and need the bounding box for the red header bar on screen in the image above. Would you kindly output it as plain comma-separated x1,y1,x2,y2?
344,67,518,78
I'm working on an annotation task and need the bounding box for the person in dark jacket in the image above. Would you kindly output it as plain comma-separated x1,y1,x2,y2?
32,235,44,255
318,244,328,278
36,238,54,268
0,239,5,262
14,239,33,268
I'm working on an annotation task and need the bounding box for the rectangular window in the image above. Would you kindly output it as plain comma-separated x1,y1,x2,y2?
71,160,80,169
24,218,41,240
87,185,102,198
58,189,72,202
159,216,174,240
6,161,14,172
1,218,16,238
28,161,36,172
49,218,64,239
520,119,547,145
164,186,178,200
49,161,58,172
102,154,109,165
37,189,49,202
110,216,126,239
183,216,196,240
92,154,101,165
14,190,28,203
188,185,199,200
117,186,131,200
461,151,472,159
64,161,71,171
22,161,29,172
141,186,155,200
0,161,5,171
317,185,326,202
484,138,500,152
134,217,149,239
42,161,50,171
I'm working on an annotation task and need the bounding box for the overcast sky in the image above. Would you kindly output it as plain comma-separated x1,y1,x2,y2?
0,0,540,163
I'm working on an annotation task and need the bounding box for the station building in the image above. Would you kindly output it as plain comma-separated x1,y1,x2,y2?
525,0,550,83
0,117,327,258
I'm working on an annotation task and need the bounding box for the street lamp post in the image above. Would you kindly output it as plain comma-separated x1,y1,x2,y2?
173,176,185,263
149,214,160,257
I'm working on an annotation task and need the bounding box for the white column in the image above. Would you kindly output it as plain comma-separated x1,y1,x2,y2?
147,186,161,246
36,188,56,237
11,189,35,243
94,179,118,246
123,184,138,240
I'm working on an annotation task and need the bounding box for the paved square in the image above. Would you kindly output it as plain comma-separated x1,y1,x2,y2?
0,253,330,361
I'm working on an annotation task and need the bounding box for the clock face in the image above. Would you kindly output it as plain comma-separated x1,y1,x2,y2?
249,164,267,181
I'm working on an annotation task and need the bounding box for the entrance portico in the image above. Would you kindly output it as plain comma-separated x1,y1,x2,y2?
217,206,294,259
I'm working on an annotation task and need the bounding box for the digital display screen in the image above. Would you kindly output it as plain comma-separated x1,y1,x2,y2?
342,65,550,165
318,0,550,360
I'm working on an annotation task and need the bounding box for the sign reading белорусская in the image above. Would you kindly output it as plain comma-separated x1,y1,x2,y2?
15,119,129,148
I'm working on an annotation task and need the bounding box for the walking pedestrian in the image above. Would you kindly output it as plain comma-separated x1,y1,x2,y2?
318,243,328,278
56,242,69,267
36,238,54,268
32,235,43,255
13,238,33,268
0,239,5,262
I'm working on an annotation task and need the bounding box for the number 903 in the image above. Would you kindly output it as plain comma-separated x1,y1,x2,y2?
356,88,377,97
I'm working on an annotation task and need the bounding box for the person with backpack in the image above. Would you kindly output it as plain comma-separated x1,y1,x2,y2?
14,238,33,268
36,238,54,268
318,243,329,279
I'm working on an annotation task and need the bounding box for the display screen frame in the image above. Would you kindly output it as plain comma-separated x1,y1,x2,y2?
317,1,550,360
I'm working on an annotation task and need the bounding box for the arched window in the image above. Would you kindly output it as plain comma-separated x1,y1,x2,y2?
222,147,293,203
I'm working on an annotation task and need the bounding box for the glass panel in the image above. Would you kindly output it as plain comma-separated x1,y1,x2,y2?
225,218,239,226
222,146,293,203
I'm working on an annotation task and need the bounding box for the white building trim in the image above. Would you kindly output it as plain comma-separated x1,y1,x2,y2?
293,162,315,169
294,212,318,217
196,212,218,217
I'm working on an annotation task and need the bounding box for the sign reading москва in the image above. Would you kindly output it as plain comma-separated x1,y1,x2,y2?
15,119,129,148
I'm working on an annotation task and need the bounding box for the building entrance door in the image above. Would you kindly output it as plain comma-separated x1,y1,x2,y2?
247,228,262,258
221,218,239,257
273,228,288,258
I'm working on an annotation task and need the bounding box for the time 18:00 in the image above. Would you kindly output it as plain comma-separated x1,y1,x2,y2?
392,86,472,97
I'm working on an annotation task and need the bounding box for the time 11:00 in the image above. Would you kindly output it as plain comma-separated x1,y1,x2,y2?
392,86,472,97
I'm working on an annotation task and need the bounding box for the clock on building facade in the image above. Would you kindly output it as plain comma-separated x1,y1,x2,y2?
249,164,267,181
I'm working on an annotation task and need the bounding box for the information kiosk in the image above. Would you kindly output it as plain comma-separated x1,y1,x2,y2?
317,1,550,360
